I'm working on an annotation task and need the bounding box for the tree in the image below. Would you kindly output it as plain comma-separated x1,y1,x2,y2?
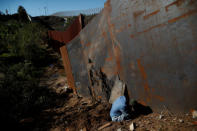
5,9,8,15
0,10,4,15
17,6,29,22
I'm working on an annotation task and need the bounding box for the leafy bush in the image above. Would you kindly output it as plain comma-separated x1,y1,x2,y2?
0,10,56,126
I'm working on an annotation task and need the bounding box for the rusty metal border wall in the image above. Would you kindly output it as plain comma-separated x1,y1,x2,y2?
48,15,83,93
66,0,197,113
48,15,82,44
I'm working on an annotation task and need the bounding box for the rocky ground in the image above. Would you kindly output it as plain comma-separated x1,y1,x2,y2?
20,61,197,131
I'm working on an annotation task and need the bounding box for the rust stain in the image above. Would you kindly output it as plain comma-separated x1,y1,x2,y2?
105,0,112,12
105,0,126,78
101,66,117,76
101,65,118,80
111,23,115,28
130,9,197,37
128,24,131,27
106,56,113,62
80,40,85,45
133,10,145,18
137,59,151,102
106,0,122,50
130,34,135,38
114,45,122,74
115,25,127,33
106,3,121,48
165,0,186,12
139,23,166,34
105,50,113,62
190,109,195,113
183,78,189,85
110,16,120,21
143,10,160,20
154,95,165,102
108,19,115,38
137,59,147,80
138,100,147,106
108,21,121,48
101,67,105,73
85,42,91,47
121,12,127,16
144,82,149,92
151,87,155,92
102,31,107,37
98,96,102,99
102,27,116,64
168,9,197,23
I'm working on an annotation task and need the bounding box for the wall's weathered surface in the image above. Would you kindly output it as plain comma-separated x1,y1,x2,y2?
66,0,197,112
67,37,91,97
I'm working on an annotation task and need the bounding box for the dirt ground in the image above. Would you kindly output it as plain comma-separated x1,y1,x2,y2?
19,62,197,131
20,92,197,131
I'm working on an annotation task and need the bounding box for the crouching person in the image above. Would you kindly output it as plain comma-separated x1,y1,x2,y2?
110,96,131,122
109,76,132,122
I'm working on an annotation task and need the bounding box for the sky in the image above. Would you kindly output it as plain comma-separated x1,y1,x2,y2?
0,0,107,16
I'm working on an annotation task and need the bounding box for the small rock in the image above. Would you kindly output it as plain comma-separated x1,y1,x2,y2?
129,122,135,131
159,115,164,120
173,118,177,121
179,119,184,123
64,85,68,90
117,128,121,131
109,76,126,104
192,110,197,119
64,121,68,125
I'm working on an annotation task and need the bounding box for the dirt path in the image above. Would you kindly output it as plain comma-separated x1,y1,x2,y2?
19,59,197,131
21,91,197,131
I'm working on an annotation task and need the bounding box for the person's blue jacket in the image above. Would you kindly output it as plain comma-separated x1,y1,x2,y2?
110,96,127,118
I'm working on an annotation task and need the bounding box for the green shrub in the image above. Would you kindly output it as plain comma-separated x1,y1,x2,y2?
0,11,56,125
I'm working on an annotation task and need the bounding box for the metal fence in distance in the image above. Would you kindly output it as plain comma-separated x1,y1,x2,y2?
51,7,103,17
